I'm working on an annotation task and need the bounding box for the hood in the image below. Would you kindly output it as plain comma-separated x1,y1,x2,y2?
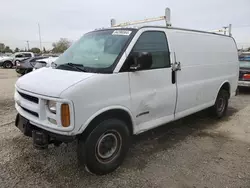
16,68,94,97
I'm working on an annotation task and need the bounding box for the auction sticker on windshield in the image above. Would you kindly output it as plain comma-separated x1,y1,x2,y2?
112,30,132,36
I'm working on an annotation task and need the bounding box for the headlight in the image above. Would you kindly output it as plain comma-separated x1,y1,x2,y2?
47,100,57,114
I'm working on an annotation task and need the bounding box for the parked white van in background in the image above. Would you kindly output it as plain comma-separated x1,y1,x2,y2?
14,20,239,174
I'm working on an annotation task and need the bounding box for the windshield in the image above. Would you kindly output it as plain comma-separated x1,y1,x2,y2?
55,29,134,73
240,61,250,68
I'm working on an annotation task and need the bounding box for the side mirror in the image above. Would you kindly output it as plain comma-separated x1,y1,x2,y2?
130,61,141,71
129,52,152,71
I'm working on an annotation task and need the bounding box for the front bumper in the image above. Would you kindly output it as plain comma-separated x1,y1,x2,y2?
15,114,75,148
238,81,250,87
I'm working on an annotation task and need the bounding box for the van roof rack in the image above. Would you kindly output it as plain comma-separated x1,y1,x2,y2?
111,8,171,28
209,24,232,36
109,8,232,37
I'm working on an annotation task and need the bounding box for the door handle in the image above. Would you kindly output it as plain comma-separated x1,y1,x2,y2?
172,61,181,71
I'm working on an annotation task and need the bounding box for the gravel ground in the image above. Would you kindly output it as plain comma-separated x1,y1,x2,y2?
0,69,250,188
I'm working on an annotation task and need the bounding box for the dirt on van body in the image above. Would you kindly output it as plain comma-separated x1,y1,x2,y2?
0,69,250,188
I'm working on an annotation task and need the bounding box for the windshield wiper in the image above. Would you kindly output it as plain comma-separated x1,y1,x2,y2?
59,63,87,72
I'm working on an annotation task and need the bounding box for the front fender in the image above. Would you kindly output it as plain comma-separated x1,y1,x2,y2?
216,80,230,99
78,105,135,134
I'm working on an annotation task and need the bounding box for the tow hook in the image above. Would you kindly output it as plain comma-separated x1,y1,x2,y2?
51,140,62,147
32,130,49,150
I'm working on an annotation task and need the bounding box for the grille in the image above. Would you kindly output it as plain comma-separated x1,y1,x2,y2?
21,106,39,117
18,91,39,104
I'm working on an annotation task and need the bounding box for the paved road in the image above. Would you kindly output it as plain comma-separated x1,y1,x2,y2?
0,69,250,188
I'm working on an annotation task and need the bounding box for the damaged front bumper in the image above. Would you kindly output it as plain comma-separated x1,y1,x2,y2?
15,114,75,149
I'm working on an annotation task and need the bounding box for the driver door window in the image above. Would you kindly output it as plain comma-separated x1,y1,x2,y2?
122,31,170,71
15,54,24,58
133,31,170,69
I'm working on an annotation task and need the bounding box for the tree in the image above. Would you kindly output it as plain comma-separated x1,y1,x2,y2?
0,43,5,52
52,38,71,53
248,47,250,52
14,48,20,53
4,46,12,53
43,47,47,53
30,47,41,54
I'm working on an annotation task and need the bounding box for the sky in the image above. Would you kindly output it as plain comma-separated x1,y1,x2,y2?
0,0,250,50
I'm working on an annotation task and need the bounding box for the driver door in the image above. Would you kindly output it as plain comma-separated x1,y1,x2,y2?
127,30,177,133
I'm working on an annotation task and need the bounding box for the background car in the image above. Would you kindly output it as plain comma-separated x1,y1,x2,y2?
16,56,48,75
0,52,34,68
238,59,250,88
239,55,250,61
33,56,58,71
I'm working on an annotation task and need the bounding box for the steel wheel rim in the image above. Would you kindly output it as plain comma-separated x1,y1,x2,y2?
217,97,225,112
6,63,11,68
95,130,122,163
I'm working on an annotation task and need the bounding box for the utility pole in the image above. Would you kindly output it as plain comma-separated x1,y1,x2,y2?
111,19,116,27
38,23,42,51
228,24,232,36
26,41,30,51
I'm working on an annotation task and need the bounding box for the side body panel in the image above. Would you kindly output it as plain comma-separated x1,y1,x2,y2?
165,29,239,119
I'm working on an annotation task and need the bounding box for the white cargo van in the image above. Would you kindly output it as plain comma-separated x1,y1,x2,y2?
14,17,239,175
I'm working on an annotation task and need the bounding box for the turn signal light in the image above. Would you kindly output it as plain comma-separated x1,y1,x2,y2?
243,74,250,80
61,104,70,127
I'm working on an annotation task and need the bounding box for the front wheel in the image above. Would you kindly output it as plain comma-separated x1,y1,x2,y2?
77,119,130,175
3,61,13,69
211,89,229,118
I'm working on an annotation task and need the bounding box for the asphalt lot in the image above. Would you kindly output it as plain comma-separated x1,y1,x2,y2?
0,69,250,188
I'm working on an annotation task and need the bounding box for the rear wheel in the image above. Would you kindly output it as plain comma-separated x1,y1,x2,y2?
77,118,130,175
211,89,229,118
3,61,13,69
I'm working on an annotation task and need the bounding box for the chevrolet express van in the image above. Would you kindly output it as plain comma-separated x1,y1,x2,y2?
14,26,239,175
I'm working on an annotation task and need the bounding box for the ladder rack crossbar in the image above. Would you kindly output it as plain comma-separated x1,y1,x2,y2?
112,16,166,27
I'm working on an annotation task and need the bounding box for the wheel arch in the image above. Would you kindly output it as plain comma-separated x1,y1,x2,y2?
217,81,230,98
78,106,135,139
4,60,12,63
3,60,13,65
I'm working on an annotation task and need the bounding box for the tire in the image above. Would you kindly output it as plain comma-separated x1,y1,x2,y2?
211,89,229,118
77,118,130,175
3,61,13,69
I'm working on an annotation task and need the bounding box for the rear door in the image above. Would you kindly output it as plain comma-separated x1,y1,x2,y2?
126,29,177,132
